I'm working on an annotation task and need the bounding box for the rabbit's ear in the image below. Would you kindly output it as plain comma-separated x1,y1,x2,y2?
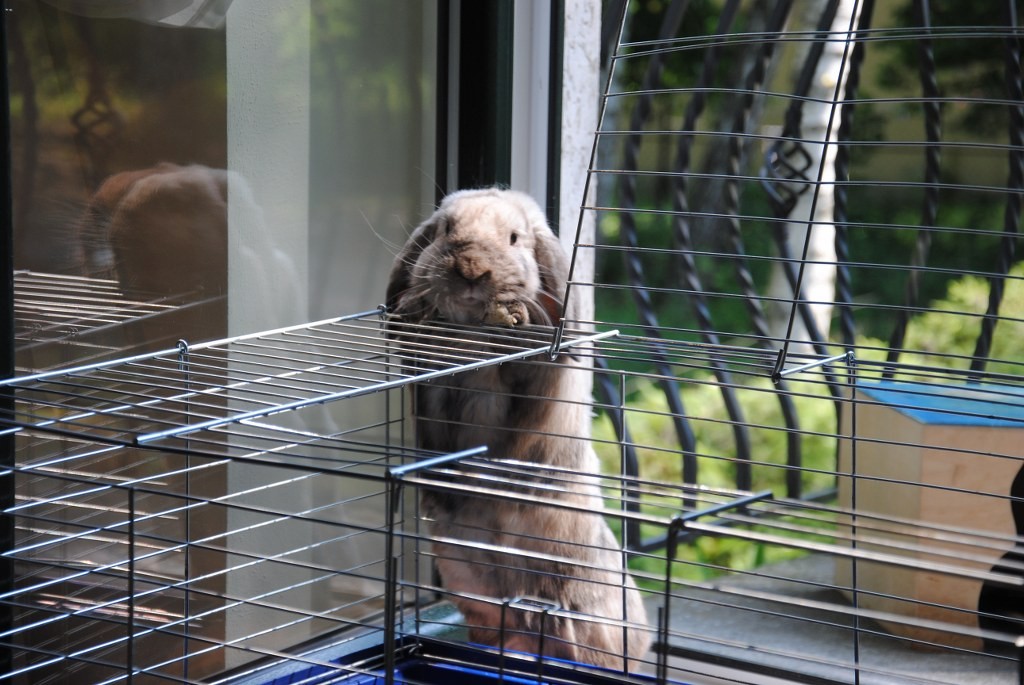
530,214,572,325
386,212,442,315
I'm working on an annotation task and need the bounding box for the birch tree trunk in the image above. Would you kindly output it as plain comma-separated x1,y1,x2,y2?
767,0,862,348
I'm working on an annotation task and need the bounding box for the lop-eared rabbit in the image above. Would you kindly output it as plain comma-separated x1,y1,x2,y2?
386,188,649,670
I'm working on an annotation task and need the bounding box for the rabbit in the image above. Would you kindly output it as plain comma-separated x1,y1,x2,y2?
386,188,650,670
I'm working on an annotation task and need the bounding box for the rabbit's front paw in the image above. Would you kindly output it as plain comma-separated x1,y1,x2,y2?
484,300,527,326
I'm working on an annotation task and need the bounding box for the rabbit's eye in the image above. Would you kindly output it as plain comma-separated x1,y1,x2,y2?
510,232,518,245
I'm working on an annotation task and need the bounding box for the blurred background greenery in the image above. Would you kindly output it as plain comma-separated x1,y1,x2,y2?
590,0,1024,579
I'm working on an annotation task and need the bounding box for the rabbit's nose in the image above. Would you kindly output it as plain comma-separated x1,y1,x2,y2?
454,258,491,283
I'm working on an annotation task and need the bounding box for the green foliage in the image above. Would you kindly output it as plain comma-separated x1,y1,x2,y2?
598,0,1018,354
601,263,1024,582
859,262,1024,376
882,1,1024,133
594,185,780,347
594,374,840,582
842,194,1006,340
593,376,838,495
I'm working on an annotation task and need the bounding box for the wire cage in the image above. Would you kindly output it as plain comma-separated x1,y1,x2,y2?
5,1,1024,684
13,270,225,372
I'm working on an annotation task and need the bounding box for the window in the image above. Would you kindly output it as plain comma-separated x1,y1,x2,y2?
3,2,593,681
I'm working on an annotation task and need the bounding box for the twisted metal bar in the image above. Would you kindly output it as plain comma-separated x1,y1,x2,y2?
833,0,875,349
761,1,867,410
721,0,811,494
760,0,844,391
971,0,1023,377
666,0,756,492
884,0,942,378
613,0,698,486
593,357,643,550
708,0,816,496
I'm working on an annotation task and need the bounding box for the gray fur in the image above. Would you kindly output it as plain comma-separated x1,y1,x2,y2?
387,189,650,669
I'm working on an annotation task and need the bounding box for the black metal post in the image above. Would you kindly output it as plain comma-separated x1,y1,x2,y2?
457,0,514,189
0,2,15,677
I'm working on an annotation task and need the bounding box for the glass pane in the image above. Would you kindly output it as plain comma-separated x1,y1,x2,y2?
11,1,231,368
7,1,437,682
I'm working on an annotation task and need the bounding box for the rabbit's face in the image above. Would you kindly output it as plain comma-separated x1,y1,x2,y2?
416,195,541,324
387,189,569,326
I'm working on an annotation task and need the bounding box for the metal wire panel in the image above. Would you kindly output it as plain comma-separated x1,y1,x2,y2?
556,0,1024,681
7,431,402,683
2,313,618,683
6,1,1024,684
13,271,221,372
4,326,1024,683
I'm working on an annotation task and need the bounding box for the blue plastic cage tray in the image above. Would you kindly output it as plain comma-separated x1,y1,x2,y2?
231,634,676,685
